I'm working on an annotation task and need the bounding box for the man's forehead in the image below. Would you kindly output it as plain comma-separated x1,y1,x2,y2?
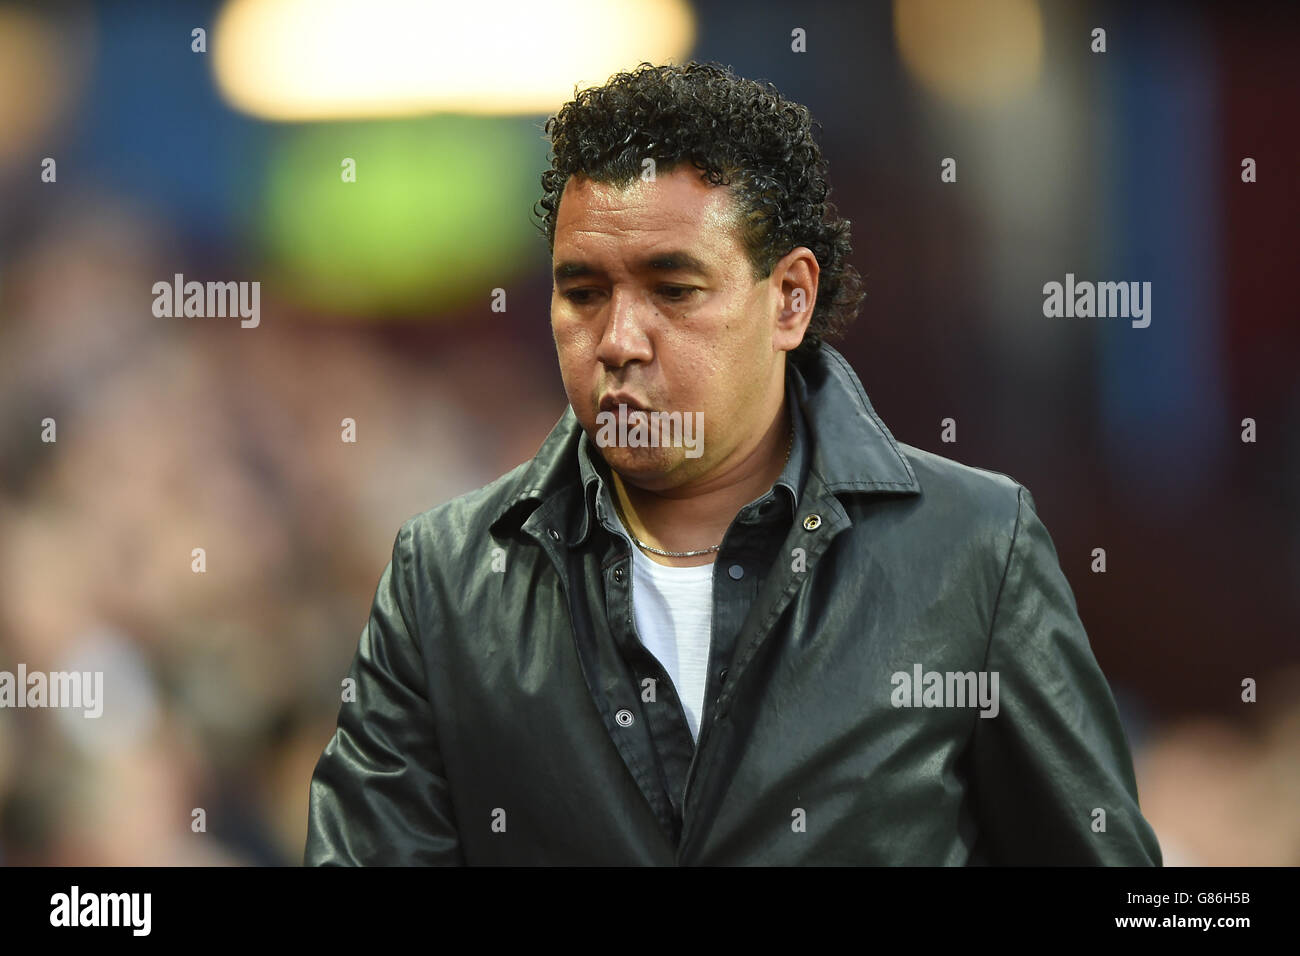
555,168,740,238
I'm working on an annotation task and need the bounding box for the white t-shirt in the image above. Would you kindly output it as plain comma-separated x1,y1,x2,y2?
617,519,715,743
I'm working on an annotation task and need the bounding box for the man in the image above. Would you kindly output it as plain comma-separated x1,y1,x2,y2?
305,61,1162,865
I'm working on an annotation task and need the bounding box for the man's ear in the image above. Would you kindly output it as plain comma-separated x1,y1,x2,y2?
771,246,819,353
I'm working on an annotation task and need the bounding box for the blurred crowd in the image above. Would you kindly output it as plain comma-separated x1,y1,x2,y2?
0,197,562,864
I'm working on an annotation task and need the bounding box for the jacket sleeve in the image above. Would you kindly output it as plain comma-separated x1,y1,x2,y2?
304,518,465,865
966,485,1162,865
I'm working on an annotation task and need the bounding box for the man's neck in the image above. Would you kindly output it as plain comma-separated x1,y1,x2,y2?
611,397,792,568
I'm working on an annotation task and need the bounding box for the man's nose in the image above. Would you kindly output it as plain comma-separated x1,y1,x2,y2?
595,287,654,369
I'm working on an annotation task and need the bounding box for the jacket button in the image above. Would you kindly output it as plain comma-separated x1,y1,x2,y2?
613,567,625,583
719,668,728,684
614,708,635,727
547,528,561,541
802,514,822,531
728,564,744,580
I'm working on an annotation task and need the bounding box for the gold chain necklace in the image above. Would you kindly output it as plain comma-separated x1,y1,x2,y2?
617,425,792,558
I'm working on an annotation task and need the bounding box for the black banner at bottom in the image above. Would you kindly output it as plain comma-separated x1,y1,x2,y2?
0,865,1282,941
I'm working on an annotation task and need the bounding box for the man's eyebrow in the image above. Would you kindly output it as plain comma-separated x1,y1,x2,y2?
641,250,712,276
553,251,713,282
553,260,597,282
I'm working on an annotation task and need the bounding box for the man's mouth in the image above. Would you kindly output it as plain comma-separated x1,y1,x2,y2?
599,393,651,414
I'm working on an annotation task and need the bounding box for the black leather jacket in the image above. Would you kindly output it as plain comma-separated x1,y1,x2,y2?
305,345,1162,865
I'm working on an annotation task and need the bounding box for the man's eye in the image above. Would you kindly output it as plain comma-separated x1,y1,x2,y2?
659,285,695,301
563,289,596,304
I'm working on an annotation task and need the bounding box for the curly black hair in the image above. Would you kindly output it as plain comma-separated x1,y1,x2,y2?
534,61,864,357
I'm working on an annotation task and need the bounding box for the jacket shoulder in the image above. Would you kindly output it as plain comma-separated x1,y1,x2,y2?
396,460,536,560
894,441,1028,523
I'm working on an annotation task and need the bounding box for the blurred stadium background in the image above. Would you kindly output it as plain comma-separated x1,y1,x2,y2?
0,0,1296,865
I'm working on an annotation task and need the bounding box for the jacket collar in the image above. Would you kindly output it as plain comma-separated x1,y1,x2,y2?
489,344,920,542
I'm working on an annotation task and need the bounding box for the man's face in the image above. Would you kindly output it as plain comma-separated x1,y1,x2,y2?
550,166,800,491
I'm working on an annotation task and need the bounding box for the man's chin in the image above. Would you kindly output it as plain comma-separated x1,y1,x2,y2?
596,446,683,486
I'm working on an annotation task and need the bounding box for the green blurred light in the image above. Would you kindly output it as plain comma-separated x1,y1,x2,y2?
260,116,547,316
